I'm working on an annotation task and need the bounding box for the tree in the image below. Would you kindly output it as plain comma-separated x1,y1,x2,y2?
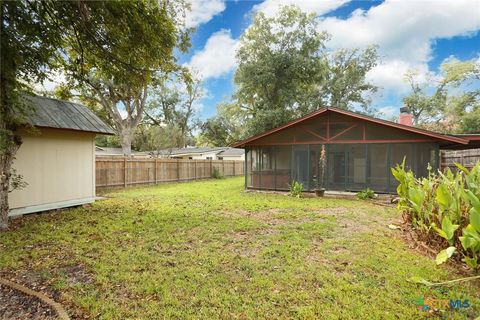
61,1,190,156
234,5,378,136
1,1,61,230
198,103,247,147
402,58,480,133
133,124,185,154
0,0,188,230
144,72,203,148
234,6,328,135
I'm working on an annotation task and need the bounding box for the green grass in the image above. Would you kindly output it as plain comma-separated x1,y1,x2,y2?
1,177,479,319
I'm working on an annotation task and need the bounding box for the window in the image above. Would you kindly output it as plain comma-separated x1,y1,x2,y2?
218,157,223,160
206,157,212,160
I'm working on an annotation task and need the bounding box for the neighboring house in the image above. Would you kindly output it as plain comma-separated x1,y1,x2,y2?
95,146,125,156
10,95,114,216
233,107,480,193
151,147,245,160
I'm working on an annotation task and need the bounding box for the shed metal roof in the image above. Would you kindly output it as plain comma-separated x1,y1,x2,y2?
24,95,115,135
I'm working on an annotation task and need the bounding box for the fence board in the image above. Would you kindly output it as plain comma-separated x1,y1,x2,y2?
441,148,480,171
96,157,244,189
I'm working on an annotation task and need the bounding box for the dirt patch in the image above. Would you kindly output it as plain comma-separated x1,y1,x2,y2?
0,283,57,320
226,208,314,227
60,265,93,286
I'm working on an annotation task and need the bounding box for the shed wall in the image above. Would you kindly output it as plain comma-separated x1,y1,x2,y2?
9,128,96,216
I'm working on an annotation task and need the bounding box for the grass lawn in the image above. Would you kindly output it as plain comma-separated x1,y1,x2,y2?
1,177,479,319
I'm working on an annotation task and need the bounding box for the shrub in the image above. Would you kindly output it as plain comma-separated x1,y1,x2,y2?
211,167,223,179
288,181,304,198
357,188,375,200
392,160,480,271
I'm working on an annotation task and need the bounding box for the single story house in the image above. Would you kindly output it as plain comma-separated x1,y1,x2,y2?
10,95,114,216
95,146,142,157
152,147,245,160
233,107,480,193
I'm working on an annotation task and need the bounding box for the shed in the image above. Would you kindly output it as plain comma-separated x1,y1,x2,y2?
233,107,480,193
9,95,114,216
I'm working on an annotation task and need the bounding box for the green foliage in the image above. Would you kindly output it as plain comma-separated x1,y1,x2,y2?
198,103,247,147
403,58,480,133
233,5,379,137
356,188,375,200
144,74,202,149
288,181,304,198
393,161,480,270
211,167,224,179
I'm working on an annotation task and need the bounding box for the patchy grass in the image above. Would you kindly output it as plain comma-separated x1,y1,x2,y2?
1,177,479,319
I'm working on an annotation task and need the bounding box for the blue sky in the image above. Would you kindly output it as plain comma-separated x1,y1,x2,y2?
181,0,480,120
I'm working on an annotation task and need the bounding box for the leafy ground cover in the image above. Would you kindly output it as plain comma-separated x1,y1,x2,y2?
0,177,479,319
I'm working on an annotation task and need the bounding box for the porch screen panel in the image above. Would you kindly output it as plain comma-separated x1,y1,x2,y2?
309,145,325,190
292,145,309,189
415,143,438,178
389,143,413,191
246,149,252,188
275,146,291,190
250,148,260,188
260,147,275,189
367,144,388,192
346,144,367,191
327,144,346,191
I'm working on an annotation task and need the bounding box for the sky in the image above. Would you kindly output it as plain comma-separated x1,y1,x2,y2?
181,0,480,120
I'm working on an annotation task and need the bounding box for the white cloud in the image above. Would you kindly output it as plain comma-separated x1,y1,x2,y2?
187,29,239,79
318,0,480,94
253,0,349,17
365,60,432,94
185,0,225,28
378,106,398,119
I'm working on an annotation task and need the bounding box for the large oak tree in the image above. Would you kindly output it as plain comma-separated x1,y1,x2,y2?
0,0,187,230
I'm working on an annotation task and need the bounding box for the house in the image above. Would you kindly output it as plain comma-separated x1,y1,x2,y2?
233,107,480,193
152,147,245,160
9,95,114,216
95,146,143,157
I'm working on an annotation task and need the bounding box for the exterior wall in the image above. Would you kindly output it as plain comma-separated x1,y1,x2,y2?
9,128,96,216
245,142,439,194
218,155,244,161
171,152,222,160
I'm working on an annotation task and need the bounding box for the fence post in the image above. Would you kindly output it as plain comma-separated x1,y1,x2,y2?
124,157,127,187
233,160,236,176
194,160,197,180
210,159,213,177
223,160,225,176
177,159,180,181
154,158,157,184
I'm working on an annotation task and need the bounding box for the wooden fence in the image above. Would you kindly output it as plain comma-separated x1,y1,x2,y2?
441,148,480,171
96,157,245,189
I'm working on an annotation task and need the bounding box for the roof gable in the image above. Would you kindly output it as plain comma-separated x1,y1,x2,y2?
233,107,469,147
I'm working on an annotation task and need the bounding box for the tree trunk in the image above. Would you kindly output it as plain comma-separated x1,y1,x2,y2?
0,150,14,231
120,127,132,156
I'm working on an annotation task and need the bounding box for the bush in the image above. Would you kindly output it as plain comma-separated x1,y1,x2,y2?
288,181,304,198
357,188,375,200
211,167,223,179
392,160,480,271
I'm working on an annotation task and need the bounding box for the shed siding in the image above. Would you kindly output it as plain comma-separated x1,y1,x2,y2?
9,128,96,215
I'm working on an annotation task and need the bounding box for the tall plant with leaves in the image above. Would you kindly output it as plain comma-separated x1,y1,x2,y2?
393,161,480,271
